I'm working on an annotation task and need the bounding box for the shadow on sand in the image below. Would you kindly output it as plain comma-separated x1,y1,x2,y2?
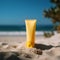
0,44,54,60
35,44,54,50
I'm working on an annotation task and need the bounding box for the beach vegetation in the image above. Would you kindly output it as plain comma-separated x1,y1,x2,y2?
44,31,54,38
43,0,60,33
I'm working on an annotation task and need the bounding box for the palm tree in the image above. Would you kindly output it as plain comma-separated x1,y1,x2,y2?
43,0,60,32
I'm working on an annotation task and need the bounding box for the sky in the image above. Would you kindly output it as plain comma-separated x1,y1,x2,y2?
0,0,55,25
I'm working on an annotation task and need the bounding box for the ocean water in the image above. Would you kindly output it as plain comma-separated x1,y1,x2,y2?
0,25,53,31
0,25,54,35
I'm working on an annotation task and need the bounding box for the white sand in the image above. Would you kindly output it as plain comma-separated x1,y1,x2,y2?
0,33,60,60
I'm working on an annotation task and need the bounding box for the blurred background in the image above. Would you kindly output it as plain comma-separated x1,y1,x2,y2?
0,0,54,31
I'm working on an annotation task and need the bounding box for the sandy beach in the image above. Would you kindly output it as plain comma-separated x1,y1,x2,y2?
0,32,60,60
